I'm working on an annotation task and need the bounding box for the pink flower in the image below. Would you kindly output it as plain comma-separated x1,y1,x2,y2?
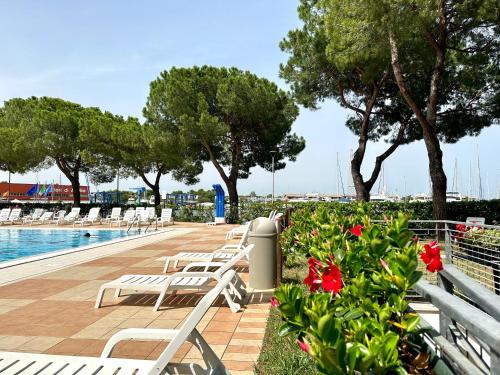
413,234,419,243
310,229,318,237
296,339,310,353
380,259,389,271
270,297,279,308
350,224,363,237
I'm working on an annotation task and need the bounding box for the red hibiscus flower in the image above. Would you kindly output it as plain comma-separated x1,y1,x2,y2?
296,339,310,353
270,297,279,308
321,261,342,294
304,268,321,292
420,241,443,272
350,224,363,237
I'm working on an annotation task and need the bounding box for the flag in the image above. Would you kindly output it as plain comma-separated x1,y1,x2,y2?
39,184,46,196
43,184,53,197
26,183,39,197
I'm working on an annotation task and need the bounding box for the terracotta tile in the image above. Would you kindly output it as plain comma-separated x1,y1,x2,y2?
201,331,233,345
231,332,265,340
45,339,97,355
212,312,243,322
225,345,261,354
0,279,84,299
203,321,238,333
223,360,255,371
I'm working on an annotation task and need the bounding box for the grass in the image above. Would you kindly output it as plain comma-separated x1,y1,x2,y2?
254,258,318,375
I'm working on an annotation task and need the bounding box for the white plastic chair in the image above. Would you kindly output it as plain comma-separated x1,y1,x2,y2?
96,245,253,312
59,207,81,225
22,208,45,224
0,271,234,375
0,208,11,224
3,208,22,225
74,207,101,226
157,208,174,227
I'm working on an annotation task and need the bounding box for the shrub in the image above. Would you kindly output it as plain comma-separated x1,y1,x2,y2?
273,208,442,374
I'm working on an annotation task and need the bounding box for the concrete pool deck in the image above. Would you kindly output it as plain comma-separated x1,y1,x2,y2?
0,223,272,374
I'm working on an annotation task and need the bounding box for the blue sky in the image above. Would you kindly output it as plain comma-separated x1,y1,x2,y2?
1,1,499,198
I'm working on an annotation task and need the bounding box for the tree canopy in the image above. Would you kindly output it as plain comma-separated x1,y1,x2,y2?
286,0,499,217
86,114,203,206
0,98,47,174
144,66,305,221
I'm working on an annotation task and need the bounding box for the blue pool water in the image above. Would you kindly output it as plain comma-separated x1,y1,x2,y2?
0,229,131,262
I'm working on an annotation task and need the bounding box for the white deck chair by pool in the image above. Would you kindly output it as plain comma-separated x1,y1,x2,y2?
31,211,53,225
113,208,136,227
22,208,45,224
74,207,101,226
0,208,11,224
105,207,122,226
49,210,67,224
2,208,22,225
96,244,253,312
59,207,81,225
163,223,251,273
157,208,174,227
0,271,234,375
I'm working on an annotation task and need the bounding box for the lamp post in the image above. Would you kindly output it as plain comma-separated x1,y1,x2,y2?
270,150,277,203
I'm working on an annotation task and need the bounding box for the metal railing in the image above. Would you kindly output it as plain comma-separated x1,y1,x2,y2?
405,220,500,296
399,219,500,374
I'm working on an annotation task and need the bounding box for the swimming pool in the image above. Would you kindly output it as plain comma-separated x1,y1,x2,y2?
0,229,132,262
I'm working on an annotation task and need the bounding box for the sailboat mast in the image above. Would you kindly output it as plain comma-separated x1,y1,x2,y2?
477,145,483,200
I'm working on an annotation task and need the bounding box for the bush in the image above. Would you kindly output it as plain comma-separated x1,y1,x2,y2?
273,207,443,374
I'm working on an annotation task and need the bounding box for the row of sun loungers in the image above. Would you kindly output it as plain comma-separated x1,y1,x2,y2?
0,216,256,374
0,207,174,227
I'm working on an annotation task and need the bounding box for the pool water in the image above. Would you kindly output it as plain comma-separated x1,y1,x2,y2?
0,229,131,262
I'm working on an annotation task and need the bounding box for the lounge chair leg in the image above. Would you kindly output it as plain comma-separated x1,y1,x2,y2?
163,258,171,273
95,287,106,308
222,287,241,313
154,289,168,311
173,260,179,269
114,289,121,298
186,329,230,374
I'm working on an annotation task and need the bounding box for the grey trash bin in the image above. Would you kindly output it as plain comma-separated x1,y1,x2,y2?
248,217,278,289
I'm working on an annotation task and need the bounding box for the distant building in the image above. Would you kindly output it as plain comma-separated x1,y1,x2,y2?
166,193,198,206
0,182,89,203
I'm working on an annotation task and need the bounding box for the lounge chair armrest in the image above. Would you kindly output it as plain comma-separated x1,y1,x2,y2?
220,244,240,250
101,328,179,358
182,262,226,272
169,271,219,279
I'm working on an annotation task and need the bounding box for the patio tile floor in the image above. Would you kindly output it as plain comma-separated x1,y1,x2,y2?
0,223,272,374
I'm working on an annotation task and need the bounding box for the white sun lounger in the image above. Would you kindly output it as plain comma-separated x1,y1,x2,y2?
157,208,174,227
1,208,22,225
95,244,253,312
0,208,11,225
59,207,81,225
105,207,122,226
22,208,45,224
30,211,53,225
74,207,101,226
49,209,67,224
161,224,251,273
111,208,136,227
0,271,234,375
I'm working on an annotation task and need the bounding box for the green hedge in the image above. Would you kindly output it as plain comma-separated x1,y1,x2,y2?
2,199,499,224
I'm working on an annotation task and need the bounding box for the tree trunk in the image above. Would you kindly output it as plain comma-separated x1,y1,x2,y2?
70,177,81,207
425,136,447,220
153,186,161,207
225,178,239,224
389,32,447,219
351,161,370,201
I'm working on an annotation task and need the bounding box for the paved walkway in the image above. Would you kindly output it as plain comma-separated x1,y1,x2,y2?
0,223,271,374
